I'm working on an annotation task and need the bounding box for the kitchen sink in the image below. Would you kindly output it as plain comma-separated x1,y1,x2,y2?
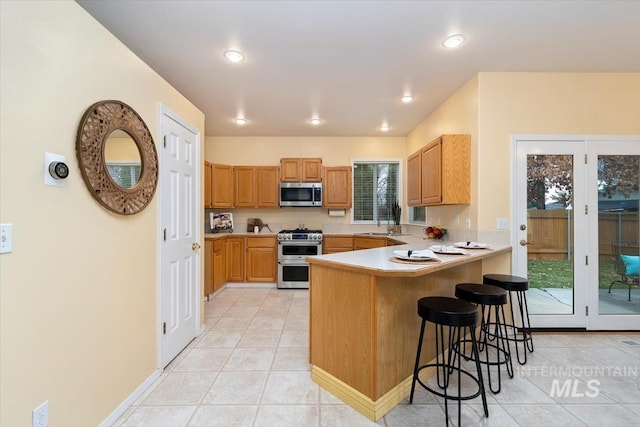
357,232,392,236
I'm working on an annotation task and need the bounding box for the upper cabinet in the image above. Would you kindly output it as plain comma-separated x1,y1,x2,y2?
280,158,322,182
408,134,470,206
211,163,234,208
323,166,352,208
204,161,213,208
234,166,280,208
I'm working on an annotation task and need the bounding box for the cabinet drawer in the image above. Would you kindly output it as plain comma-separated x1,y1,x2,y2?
246,236,276,248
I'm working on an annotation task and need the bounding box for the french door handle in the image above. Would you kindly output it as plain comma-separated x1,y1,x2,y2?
192,243,201,250
519,239,532,246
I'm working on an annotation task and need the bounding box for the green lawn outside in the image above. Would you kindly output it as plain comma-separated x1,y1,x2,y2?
527,258,622,289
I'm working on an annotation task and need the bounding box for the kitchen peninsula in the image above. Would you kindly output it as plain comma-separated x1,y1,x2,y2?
307,240,511,421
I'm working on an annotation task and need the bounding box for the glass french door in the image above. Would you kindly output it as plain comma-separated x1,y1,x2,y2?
514,136,640,330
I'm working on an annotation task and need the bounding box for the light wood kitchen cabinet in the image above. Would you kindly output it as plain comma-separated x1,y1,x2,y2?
280,158,322,182
212,239,225,292
256,166,280,207
234,166,256,208
211,163,234,208
225,236,245,282
204,239,214,295
414,134,470,206
353,235,387,250
246,236,277,282
323,166,352,208
204,162,213,208
407,151,421,206
323,236,354,254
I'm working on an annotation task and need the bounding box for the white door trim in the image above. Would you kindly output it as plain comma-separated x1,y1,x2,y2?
157,103,202,369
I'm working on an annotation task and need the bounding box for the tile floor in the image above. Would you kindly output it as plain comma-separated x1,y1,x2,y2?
114,287,640,426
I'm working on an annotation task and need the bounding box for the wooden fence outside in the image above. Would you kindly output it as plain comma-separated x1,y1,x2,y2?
526,210,639,260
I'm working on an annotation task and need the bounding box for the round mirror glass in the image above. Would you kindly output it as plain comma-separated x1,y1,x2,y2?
104,130,142,189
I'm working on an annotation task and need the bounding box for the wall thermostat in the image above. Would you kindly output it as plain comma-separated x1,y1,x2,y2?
44,152,67,187
48,161,69,180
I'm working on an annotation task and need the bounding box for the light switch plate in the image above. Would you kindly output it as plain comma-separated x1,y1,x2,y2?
0,224,12,254
497,217,509,229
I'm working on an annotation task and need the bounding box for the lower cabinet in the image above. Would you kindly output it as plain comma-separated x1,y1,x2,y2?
322,236,354,254
246,237,276,282
353,236,387,250
225,236,245,282
204,239,214,296
212,239,225,292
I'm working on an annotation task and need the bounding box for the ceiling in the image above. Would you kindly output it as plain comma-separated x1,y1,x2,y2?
76,1,640,137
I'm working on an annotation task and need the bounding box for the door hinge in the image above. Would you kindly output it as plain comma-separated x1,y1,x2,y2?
585,204,588,215
586,306,589,316
163,135,167,148
163,322,167,334
586,255,588,265
163,228,167,241
584,153,588,164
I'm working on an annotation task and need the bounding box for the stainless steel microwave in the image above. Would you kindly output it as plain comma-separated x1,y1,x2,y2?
279,182,322,207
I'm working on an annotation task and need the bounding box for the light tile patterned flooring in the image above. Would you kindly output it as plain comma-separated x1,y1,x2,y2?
115,287,640,426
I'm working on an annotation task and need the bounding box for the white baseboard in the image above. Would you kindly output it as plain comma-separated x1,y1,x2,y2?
99,369,162,427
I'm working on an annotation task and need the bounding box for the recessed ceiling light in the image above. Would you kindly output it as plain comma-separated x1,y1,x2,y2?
309,118,322,126
441,34,466,49
380,124,390,132
223,49,245,63
400,95,414,103
234,117,247,125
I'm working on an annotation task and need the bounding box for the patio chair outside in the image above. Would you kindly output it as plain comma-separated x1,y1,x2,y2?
609,240,640,301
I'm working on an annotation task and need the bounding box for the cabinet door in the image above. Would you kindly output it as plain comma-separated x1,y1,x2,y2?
213,239,225,292
212,164,234,207
421,140,442,205
322,236,353,254
439,134,471,205
257,166,280,207
234,166,256,208
302,158,323,182
204,239,214,295
246,247,276,282
280,158,301,182
323,166,352,208
204,162,213,208
225,237,245,282
407,151,421,206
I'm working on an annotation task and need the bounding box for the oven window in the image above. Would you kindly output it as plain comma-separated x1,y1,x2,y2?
281,264,309,282
281,245,319,257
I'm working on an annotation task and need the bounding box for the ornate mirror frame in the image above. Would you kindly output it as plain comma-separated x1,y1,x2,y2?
76,100,158,215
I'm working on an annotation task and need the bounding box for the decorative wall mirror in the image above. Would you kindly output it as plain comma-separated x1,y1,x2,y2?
76,100,158,215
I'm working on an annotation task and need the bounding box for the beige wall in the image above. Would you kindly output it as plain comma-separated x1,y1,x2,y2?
0,2,204,426
405,75,479,234
477,72,640,230
205,136,406,229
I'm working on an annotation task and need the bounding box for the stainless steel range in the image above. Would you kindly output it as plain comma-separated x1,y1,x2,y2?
276,228,323,289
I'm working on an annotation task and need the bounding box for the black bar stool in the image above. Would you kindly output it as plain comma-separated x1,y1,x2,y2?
454,283,514,393
410,296,488,426
483,274,534,365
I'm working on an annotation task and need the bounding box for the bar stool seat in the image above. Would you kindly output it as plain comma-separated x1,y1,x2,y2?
410,296,488,426
483,274,534,365
454,283,514,393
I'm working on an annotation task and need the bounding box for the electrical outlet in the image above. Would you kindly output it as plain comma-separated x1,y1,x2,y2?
497,217,509,229
32,401,48,427
0,224,12,254
465,218,471,230
455,215,460,224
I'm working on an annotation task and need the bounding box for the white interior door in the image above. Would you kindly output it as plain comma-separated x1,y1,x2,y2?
514,138,588,328
160,107,200,367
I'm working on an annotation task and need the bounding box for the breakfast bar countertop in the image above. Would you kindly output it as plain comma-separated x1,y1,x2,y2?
307,238,511,277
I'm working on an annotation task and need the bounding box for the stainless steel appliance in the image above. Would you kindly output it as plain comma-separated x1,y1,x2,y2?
279,182,322,207
277,228,323,289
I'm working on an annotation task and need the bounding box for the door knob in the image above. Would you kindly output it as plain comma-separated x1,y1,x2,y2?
192,243,201,250
519,239,532,246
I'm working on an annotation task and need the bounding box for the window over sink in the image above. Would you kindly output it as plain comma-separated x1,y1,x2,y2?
352,160,401,224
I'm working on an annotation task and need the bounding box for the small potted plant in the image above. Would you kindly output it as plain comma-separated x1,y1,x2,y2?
389,201,402,235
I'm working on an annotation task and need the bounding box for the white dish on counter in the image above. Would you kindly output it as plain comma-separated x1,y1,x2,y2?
453,241,491,249
393,249,439,261
430,245,468,255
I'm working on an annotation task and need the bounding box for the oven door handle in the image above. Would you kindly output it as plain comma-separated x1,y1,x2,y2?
277,241,322,246
278,260,309,266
